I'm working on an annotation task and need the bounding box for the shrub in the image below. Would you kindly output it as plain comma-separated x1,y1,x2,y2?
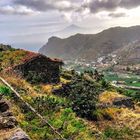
0,85,11,96
31,96,65,115
53,74,101,120
103,126,134,139
61,72,72,80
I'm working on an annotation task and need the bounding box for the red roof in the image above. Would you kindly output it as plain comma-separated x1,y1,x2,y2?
21,50,63,64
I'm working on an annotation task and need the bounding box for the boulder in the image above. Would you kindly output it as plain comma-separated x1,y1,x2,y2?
113,97,134,108
0,116,18,129
1,111,13,117
9,130,30,140
0,100,9,112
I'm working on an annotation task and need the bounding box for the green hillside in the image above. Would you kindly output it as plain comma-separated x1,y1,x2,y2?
0,47,140,140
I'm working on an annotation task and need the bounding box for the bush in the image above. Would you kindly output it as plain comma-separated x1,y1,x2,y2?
26,71,47,84
61,72,72,80
0,85,11,96
53,74,101,120
31,96,65,115
103,126,134,139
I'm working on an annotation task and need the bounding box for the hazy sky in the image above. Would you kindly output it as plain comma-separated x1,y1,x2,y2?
0,0,140,51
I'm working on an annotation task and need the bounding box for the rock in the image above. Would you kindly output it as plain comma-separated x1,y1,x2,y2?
1,111,13,117
0,100,9,112
0,94,3,100
97,103,111,109
113,97,134,108
9,130,30,140
0,116,18,129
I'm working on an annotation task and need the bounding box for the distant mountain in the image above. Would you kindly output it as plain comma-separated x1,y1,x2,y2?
53,24,88,37
39,26,140,62
113,40,140,65
10,24,89,51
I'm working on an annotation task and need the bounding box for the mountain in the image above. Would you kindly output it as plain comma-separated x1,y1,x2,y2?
9,24,89,51
61,24,85,32
113,40,140,65
52,24,89,38
39,26,140,62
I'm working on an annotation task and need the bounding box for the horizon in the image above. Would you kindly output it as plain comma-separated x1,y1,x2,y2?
0,0,140,51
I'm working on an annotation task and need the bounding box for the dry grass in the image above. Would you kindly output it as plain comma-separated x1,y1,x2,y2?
1,74,42,97
99,91,125,104
116,107,140,130
42,77,70,94
0,128,22,140
60,77,71,84
11,102,25,123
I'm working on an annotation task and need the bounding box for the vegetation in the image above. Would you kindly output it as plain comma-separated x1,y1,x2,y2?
54,73,103,120
124,89,140,102
0,85,11,96
0,48,139,140
103,126,135,139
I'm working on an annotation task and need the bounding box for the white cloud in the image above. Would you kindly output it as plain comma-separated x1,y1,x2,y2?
0,5,38,15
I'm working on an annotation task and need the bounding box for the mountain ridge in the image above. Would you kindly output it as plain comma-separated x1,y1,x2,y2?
39,25,140,62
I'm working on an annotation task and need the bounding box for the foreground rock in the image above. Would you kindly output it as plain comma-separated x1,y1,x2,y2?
0,116,18,129
0,94,30,140
0,100,9,112
9,130,30,140
113,97,134,108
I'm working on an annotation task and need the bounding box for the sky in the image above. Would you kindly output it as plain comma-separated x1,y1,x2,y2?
0,0,140,51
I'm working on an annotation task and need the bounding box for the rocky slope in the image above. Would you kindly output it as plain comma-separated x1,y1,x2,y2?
0,94,30,140
113,40,140,65
39,25,140,62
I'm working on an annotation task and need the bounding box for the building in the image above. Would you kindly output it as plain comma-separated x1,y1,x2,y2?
14,53,63,84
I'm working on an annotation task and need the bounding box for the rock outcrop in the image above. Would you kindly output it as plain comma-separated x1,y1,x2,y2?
113,97,134,108
9,130,30,140
0,94,30,140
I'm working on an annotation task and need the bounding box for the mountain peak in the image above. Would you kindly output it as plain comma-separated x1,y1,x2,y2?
63,24,84,31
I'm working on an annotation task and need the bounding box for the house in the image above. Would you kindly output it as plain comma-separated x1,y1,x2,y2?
14,52,63,84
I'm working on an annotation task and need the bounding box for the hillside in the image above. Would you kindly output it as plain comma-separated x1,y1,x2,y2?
113,40,140,65
39,25,140,62
0,46,140,140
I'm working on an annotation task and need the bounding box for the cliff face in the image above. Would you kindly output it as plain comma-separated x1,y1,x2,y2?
0,94,30,140
39,26,140,61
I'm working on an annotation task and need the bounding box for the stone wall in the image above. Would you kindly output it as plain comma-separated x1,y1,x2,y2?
0,94,30,140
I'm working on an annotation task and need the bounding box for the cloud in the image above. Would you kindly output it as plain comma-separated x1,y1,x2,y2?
108,12,127,18
84,0,140,14
120,0,140,9
0,5,37,15
13,0,78,12
1,0,140,20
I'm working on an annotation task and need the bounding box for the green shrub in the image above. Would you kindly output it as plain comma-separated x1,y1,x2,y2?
31,96,66,115
0,85,11,96
53,74,101,120
103,126,134,139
